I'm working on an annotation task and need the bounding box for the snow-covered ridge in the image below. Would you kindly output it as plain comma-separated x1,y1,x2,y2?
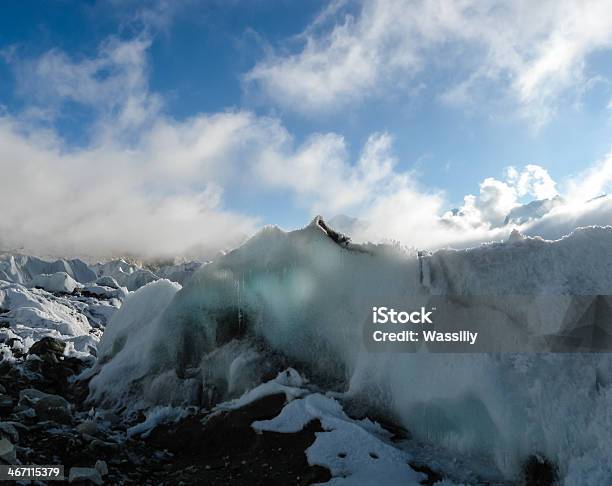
503,195,564,226
88,218,612,483
423,225,612,295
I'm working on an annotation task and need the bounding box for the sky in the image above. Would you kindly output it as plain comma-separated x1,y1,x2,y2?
3,0,612,258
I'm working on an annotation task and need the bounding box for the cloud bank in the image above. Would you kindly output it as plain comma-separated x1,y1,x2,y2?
1,34,441,258
247,0,612,125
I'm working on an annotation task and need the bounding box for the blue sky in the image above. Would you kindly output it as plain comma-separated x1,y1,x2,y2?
3,0,612,257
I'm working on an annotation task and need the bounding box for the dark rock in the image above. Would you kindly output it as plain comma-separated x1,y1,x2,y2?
34,395,73,425
19,389,72,425
76,420,98,437
0,394,14,415
0,422,19,443
6,337,22,349
314,216,351,247
409,462,445,486
521,454,558,486
95,459,108,476
29,337,66,362
146,393,332,485
19,388,50,407
68,466,103,485
88,438,120,454
0,437,16,463
97,411,120,426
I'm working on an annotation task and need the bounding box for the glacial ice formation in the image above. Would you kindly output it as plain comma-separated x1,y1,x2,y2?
30,272,82,294
0,254,199,363
91,259,202,290
88,217,612,482
0,255,96,285
0,281,92,337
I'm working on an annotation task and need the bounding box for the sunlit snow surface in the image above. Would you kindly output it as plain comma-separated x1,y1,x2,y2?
33,220,612,482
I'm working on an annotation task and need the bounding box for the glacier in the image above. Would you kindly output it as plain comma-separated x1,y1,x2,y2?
0,253,203,363
86,216,612,483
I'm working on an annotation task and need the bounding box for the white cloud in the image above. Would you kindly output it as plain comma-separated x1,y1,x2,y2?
0,33,445,258
247,0,612,124
0,113,259,259
565,150,612,201
438,165,558,231
0,37,268,258
522,194,612,240
346,158,612,250
507,164,558,200
9,35,160,139
255,132,398,214
473,177,519,228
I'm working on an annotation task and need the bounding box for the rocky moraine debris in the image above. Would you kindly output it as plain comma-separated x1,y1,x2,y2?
0,336,336,485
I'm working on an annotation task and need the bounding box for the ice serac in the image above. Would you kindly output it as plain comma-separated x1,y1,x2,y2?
0,255,96,285
88,279,183,406
91,259,202,290
89,219,612,482
0,281,92,337
30,272,82,294
89,217,420,409
91,260,158,291
154,261,203,286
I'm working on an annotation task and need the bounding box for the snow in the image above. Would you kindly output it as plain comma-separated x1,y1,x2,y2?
253,393,425,486
155,261,203,285
65,334,100,355
91,258,202,290
424,226,612,295
0,254,200,291
220,368,307,411
88,218,419,404
0,281,91,337
30,272,82,294
88,279,182,408
126,406,190,438
503,195,564,225
0,255,96,285
0,253,202,363
85,219,612,482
